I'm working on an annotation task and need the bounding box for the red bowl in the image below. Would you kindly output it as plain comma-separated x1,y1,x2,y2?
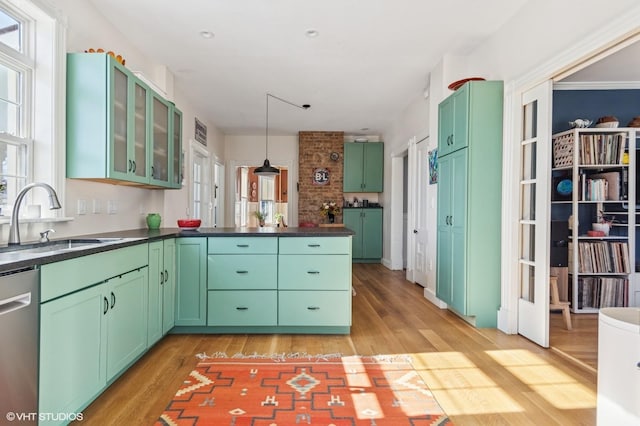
177,219,201,228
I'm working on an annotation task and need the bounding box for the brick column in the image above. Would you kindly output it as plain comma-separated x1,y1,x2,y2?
298,131,344,224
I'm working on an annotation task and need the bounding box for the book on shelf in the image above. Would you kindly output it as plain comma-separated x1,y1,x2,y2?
590,172,621,201
579,133,625,165
576,240,629,274
577,276,628,309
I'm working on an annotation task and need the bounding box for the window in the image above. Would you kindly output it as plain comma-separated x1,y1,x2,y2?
259,175,275,223
0,0,62,219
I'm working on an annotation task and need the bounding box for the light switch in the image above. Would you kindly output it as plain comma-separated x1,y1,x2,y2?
107,200,117,214
77,199,87,215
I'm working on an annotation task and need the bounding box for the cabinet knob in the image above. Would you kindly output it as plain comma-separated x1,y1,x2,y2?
236,244,249,248
307,244,321,248
236,270,249,274
103,297,109,315
236,306,248,311
307,270,320,275
307,306,320,310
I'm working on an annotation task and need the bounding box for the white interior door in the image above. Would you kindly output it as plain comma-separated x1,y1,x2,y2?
213,161,225,227
191,141,211,226
412,137,430,287
517,81,553,347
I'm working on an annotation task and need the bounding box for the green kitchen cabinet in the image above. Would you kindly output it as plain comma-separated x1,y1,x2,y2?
343,142,384,192
105,268,149,380
148,239,176,345
39,266,148,425
207,237,278,326
343,208,383,262
438,86,470,157
39,284,106,423
435,80,503,328
436,149,468,313
66,53,182,189
175,237,207,326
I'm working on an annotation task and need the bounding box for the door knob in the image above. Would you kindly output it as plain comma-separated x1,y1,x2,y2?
413,230,418,234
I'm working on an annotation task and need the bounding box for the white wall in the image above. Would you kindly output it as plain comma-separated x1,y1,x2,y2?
7,0,224,241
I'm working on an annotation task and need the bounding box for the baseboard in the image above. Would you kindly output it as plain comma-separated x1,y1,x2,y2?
497,307,517,334
423,287,447,308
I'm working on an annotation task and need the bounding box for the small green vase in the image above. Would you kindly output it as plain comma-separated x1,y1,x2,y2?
146,213,161,230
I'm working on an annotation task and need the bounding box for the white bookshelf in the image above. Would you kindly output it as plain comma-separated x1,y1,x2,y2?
552,128,638,313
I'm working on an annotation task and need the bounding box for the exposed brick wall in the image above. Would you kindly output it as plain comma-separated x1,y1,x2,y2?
298,131,344,224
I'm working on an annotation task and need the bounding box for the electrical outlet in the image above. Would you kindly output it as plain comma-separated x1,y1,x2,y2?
107,200,117,215
77,199,87,215
92,199,101,214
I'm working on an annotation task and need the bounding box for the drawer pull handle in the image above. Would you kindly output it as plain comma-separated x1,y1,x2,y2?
236,270,249,274
308,244,321,248
307,306,320,310
236,244,249,248
307,271,320,274
236,306,248,310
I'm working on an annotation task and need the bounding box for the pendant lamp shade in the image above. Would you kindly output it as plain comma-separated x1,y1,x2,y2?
254,93,310,176
254,158,280,176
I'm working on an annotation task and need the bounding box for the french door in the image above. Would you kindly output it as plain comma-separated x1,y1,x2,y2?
517,81,552,347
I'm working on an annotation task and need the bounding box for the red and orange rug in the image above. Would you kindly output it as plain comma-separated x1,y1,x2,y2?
157,354,452,425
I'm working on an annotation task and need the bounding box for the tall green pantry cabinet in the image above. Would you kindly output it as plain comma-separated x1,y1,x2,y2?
436,80,503,327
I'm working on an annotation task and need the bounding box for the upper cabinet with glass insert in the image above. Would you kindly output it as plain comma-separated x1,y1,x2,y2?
66,53,182,189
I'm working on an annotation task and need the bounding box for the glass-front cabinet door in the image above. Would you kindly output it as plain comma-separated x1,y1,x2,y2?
131,81,148,183
170,108,182,188
149,94,170,186
109,64,129,180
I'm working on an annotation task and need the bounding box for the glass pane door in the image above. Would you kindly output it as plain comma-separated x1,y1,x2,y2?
517,81,552,347
133,82,147,180
151,96,169,182
112,67,128,174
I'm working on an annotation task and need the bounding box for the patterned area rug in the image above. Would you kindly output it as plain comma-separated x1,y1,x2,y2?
157,355,452,425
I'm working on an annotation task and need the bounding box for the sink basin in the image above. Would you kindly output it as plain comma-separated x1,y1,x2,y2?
0,237,137,264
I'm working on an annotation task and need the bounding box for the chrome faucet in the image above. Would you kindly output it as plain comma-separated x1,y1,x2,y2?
8,183,62,245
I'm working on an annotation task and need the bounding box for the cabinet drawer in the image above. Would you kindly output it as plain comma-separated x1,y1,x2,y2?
41,243,147,302
207,290,277,326
208,237,278,254
278,255,350,290
208,255,277,289
279,237,351,255
279,291,351,326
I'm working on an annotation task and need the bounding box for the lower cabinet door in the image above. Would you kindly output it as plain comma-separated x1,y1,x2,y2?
106,268,148,380
279,291,351,326
39,285,106,422
207,290,277,326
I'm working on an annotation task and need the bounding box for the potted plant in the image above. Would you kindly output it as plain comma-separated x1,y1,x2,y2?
274,212,283,227
253,210,266,227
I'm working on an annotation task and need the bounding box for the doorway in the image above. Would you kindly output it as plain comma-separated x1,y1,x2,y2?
233,165,289,227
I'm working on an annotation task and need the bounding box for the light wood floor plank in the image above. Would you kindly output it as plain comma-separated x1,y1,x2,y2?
75,264,597,425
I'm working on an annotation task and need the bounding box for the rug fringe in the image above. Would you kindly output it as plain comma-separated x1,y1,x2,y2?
195,352,412,364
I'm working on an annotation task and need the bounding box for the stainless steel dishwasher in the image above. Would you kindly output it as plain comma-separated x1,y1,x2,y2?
0,267,39,423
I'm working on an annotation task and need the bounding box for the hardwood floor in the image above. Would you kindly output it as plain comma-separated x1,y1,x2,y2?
550,311,598,371
77,264,598,425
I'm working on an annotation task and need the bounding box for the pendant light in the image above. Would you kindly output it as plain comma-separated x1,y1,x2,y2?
254,93,310,176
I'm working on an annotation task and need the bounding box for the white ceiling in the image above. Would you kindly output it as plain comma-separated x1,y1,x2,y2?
87,0,528,136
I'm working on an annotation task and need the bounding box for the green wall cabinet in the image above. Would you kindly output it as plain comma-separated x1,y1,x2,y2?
343,142,384,192
66,53,182,189
148,239,176,345
175,237,207,326
436,80,503,328
343,208,383,262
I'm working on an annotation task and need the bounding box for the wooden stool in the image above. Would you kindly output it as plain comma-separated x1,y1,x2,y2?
550,275,572,330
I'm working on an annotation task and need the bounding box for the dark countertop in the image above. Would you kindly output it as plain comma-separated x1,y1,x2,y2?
0,226,354,272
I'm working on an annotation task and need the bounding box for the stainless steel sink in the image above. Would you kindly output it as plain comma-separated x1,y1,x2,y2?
0,237,139,264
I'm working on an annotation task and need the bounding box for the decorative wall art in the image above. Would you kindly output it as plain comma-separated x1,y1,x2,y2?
428,149,438,184
195,117,207,146
312,168,330,186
